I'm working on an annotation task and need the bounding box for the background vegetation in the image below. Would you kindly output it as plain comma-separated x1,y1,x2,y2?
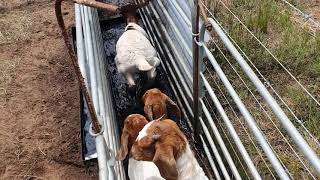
204,0,320,178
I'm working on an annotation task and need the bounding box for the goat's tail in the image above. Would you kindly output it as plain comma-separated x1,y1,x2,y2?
136,57,153,71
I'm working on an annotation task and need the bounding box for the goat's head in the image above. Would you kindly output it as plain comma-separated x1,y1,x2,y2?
116,114,149,161
142,88,181,121
131,119,187,180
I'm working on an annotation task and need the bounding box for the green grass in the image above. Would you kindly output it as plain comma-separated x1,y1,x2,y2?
205,0,320,178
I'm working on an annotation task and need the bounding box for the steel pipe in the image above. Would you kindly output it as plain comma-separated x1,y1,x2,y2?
200,118,231,180
75,4,88,83
201,43,290,180
137,4,194,120
148,2,193,86
138,0,193,98
200,135,222,180
76,5,126,179
208,17,320,174
201,100,242,180
201,74,262,180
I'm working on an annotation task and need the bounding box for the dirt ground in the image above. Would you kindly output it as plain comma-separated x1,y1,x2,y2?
0,0,96,179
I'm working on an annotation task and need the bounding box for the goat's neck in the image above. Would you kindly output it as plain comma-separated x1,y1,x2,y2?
125,14,138,24
176,144,208,180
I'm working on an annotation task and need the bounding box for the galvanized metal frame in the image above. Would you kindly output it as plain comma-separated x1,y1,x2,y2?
207,17,320,174
75,4,125,180
139,0,320,179
74,0,320,179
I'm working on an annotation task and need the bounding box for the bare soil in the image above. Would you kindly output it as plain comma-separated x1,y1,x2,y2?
0,0,96,179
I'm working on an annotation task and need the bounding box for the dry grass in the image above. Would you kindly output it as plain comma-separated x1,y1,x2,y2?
0,9,31,98
0,11,32,45
204,0,320,178
0,58,20,98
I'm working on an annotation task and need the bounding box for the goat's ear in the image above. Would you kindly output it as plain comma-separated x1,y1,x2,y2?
144,105,153,121
151,134,161,143
153,146,178,180
116,131,130,161
142,90,149,104
165,95,181,121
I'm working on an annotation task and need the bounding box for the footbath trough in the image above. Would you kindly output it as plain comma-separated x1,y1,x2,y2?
64,0,214,179
56,0,320,179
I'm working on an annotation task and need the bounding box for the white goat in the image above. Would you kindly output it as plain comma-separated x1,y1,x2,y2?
115,23,160,87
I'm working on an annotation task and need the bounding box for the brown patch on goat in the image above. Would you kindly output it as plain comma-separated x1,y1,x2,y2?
142,88,181,121
121,6,138,24
116,114,148,161
131,119,187,180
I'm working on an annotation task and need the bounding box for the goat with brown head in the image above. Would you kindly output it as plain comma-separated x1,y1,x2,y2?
116,114,149,160
142,88,181,121
116,114,165,180
131,119,208,180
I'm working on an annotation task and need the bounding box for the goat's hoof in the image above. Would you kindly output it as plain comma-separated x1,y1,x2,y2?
127,84,136,93
146,78,155,86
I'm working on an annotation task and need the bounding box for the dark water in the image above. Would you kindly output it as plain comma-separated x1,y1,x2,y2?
100,18,176,130
71,3,213,176
100,17,213,179
100,17,182,179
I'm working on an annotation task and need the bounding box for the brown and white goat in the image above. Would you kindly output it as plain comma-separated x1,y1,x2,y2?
116,114,165,180
131,119,208,180
142,88,181,121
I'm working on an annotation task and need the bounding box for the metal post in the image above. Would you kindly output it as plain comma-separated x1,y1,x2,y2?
192,0,201,139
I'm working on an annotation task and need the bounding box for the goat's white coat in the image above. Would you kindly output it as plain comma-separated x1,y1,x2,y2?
135,120,208,180
128,158,165,180
115,23,160,86
176,143,209,180
136,121,155,141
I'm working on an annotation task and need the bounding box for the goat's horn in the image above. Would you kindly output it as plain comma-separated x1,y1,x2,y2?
154,114,166,121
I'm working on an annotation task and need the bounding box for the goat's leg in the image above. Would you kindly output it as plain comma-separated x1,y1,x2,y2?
147,67,157,81
146,57,160,81
125,72,136,87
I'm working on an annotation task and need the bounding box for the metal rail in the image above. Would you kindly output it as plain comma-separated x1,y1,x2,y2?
207,16,320,174
75,4,125,180
74,0,320,179
140,0,320,179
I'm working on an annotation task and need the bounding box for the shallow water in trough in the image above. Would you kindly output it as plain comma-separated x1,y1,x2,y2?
99,17,213,178
100,19,176,126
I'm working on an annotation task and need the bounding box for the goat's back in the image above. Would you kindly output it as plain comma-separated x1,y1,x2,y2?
128,158,165,180
115,30,157,64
